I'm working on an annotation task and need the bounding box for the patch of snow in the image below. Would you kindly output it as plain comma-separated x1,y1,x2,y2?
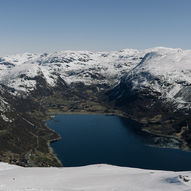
0,114,13,123
0,95,10,113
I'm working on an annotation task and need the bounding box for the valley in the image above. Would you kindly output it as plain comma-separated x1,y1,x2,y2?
0,47,191,167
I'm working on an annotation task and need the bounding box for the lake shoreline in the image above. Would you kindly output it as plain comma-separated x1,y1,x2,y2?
46,113,191,171
45,109,190,152
44,123,63,167
37,95,190,168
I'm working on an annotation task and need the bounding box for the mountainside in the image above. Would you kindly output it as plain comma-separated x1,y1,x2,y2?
0,47,191,166
108,47,191,149
122,47,191,109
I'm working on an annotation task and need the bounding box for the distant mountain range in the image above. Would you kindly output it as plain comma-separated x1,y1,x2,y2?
1,47,191,106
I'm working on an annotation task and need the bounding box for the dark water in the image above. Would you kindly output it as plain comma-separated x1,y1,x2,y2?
47,114,191,171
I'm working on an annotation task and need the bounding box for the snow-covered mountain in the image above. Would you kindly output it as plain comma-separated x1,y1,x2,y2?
0,162,191,191
1,47,191,110
120,47,191,109
0,49,144,95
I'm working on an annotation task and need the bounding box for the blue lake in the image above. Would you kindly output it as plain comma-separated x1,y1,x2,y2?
47,114,191,171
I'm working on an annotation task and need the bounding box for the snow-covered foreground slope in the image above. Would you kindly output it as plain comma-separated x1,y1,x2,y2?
0,163,191,191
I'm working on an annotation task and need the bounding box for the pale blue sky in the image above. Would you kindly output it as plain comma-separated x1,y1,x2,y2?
0,0,191,55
